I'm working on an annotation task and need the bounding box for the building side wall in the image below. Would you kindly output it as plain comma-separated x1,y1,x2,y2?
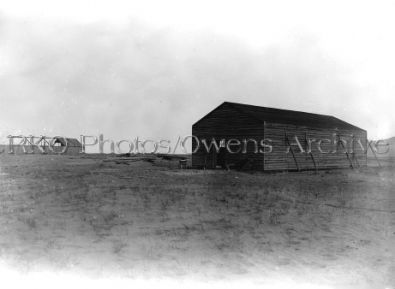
263,122,367,171
192,104,264,169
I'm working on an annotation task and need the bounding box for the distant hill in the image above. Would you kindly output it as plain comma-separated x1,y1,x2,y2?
368,136,395,158
384,137,395,145
384,136,395,157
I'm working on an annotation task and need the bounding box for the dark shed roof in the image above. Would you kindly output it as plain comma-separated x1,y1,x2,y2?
53,137,81,147
195,101,365,131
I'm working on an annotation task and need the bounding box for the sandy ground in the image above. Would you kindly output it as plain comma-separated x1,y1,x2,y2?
0,154,394,288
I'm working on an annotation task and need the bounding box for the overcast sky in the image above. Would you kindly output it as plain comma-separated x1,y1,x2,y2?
1,0,394,146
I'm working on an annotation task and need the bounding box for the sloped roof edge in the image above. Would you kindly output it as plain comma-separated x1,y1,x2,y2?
194,101,365,131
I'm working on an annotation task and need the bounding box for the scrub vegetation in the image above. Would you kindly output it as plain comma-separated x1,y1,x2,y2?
0,154,393,289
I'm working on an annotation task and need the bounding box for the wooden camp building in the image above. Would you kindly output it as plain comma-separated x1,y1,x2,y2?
192,102,367,171
3,137,82,155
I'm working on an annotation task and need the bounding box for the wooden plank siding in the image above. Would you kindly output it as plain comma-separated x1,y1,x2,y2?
192,102,367,171
192,103,264,169
263,122,367,171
